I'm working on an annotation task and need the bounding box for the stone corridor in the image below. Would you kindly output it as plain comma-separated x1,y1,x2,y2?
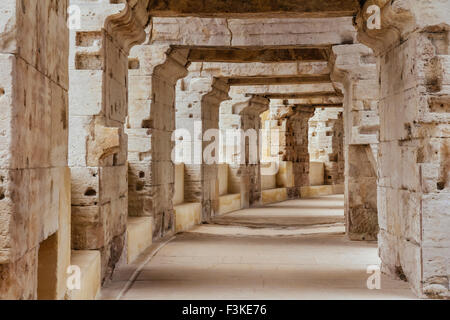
0,0,449,300
102,196,415,300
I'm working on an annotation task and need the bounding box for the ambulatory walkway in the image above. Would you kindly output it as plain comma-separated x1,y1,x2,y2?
104,195,416,300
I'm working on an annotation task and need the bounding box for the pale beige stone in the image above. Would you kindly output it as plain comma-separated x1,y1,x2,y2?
217,164,229,196
261,170,277,191
174,203,202,233
218,194,242,215
300,185,344,198
277,161,295,188
173,163,185,206
262,188,288,205
68,250,101,301
310,162,325,186
127,217,153,263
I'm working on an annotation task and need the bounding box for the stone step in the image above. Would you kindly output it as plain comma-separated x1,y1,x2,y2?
174,202,202,233
217,193,242,215
261,188,288,204
67,250,101,300
300,184,344,198
127,217,153,263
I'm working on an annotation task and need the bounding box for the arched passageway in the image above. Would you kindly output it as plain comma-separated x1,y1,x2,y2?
0,0,448,300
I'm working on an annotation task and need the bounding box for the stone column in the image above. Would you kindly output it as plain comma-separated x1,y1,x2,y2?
268,100,315,197
176,67,230,221
356,0,450,298
330,44,380,241
220,94,270,207
286,107,316,195
0,0,70,299
127,41,189,238
309,107,345,185
262,101,291,162
68,1,146,280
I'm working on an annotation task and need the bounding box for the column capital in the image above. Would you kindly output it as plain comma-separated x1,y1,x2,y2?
228,94,269,116
330,44,377,85
355,0,450,55
329,44,380,147
70,1,148,54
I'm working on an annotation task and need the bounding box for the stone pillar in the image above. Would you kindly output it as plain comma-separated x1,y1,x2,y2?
267,100,314,197
128,41,189,238
0,0,70,299
262,101,291,162
309,107,345,185
220,94,270,207
356,0,450,298
176,67,230,221
286,107,316,195
330,44,380,241
68,1,146,280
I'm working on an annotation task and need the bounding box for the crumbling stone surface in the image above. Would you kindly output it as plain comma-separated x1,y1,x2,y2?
0,248,38,299
309,108,345,185
68,0,150,281
330,44,380,241
356,0,450,298
128,40,189,239
69,2,129,282
0,0,69,299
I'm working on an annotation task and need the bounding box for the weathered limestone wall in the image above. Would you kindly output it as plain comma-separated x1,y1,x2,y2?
309,108,345,185
0,0,70,299
331,44,380,241
176,64,230,221
128,40,189,238
357,0,450,299
68,1,146,281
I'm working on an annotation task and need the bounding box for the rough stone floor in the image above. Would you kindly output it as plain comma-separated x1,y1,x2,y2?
103,195,416,300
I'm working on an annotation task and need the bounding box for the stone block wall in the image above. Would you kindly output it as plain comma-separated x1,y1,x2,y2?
356,0,450,298
69,2,129,282
69,0,148,281
377,27,450,299
0,0,70,299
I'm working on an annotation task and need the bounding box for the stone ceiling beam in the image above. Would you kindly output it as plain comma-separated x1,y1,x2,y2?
293,103,343,108
225,75,332,86
252,92,342,100
200,61,330,78
285,96,344,105
147,0,361,18
231,83,337,96
187,48,329,63
150,17,357,47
